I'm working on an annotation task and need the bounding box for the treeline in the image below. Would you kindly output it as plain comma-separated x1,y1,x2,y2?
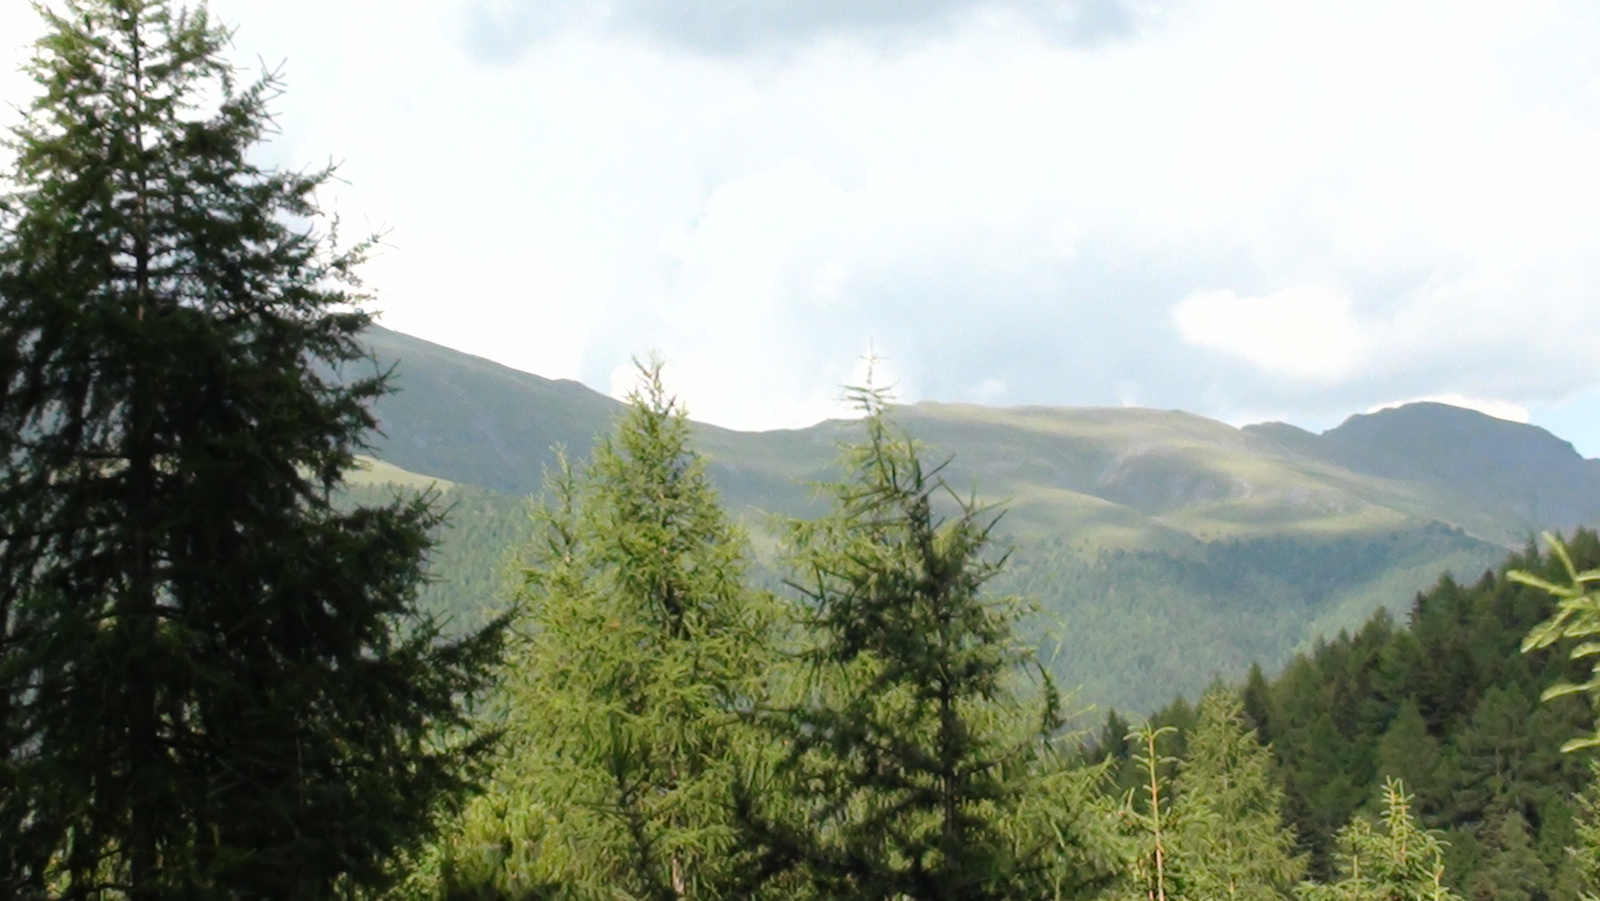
1093,531,1600,900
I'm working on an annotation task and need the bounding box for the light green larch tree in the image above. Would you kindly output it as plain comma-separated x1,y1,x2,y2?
1298,779,1461,901
433,362,781,901
1117,723,1183,901
1170,688,1306,901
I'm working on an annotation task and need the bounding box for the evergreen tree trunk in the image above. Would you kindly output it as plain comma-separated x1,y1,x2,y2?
127,45,159,884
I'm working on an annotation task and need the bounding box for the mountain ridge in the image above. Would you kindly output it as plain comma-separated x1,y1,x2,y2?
364,325,1597,549
356,325,1593,712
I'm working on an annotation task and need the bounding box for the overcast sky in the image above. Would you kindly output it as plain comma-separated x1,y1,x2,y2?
5,1,1600,453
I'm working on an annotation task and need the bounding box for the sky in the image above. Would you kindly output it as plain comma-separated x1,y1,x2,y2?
5,1,1600,454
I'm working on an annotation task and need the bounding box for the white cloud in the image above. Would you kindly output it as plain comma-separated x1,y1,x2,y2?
462,0,1170,59
6,0,1600,441
1171,287,1368,381
969,377,1008,403
0,5,40,170
608,340,902,430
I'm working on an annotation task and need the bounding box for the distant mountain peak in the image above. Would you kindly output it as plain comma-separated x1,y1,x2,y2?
1325,401,1585,465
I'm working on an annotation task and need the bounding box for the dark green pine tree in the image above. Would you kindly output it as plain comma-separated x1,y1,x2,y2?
1241,662,1275,742
1374,699,1445,819
0,2,504,897
738,385,1119,901
1464,802,1546,901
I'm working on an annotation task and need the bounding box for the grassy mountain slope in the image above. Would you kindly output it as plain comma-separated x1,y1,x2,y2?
364,326,1562,551
362,326,625,495
874,403,1420,545
354,326,1588,712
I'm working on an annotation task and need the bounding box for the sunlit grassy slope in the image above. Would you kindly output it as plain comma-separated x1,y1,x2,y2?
355,327,1597,713
346,456,456,491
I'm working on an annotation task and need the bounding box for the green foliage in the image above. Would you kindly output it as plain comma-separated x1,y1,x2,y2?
1373,700,1445,818
1298,780,1461,901
1090,699,1195,804
1109,691,1305,901
1003,525,1504,716
1514,533,1600,752
340,482,534,633
1464,803,1546,901
1568,762,1600,901
1109,534,1600,896
1115,724,1181,901
0,2,505,897
1170,689,1305,901
739,389,1120,901
431,363,780,901
1511,534,1600,901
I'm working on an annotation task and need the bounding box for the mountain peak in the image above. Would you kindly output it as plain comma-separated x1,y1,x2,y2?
1325,401,1585,468
1239,401,1600,540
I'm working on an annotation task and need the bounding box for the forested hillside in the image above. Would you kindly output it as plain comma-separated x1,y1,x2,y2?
351,460,1509,714
342,481,534,633
1093,530,1600,899
1002,524,1504,713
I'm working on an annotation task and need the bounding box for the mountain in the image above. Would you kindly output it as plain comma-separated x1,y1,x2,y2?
355,326,1597,713
1246,404,1600,545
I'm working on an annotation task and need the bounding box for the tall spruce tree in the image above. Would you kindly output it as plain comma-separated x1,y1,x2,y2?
738,386,1118,901
0,2,503,897
433,362,781,901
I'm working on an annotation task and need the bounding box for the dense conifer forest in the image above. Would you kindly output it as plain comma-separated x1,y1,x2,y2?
1091,531,1600,899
